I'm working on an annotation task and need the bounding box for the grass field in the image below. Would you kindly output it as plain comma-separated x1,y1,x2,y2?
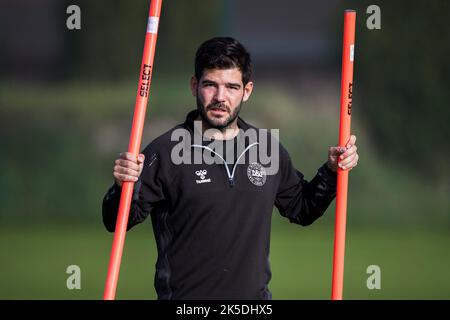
1,218,449,300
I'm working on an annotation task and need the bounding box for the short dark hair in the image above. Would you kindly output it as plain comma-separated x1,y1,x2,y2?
195,37,253,85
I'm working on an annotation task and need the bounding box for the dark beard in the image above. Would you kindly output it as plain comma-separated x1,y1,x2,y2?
196,96,243,131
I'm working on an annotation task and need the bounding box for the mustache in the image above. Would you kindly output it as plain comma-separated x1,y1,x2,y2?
206,102,229,113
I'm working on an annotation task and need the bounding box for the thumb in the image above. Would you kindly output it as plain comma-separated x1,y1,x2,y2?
138,154,145,163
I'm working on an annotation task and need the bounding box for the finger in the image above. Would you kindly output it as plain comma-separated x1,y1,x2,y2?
340,154,359,170
329,146,347,156
113,172,138,182
137,153,145,164
346,135,357,149
345,158,358,171
339,153,357,168
114,165,140,177
115,159,140,171
119,152,138,162
340,145,357,159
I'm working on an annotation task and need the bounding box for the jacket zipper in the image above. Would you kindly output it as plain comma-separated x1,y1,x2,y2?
191,142,259,187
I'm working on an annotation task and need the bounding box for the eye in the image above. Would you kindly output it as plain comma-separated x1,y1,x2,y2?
202,82,215,87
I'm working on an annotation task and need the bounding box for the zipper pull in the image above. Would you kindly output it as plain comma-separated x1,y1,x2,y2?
229,178,235,187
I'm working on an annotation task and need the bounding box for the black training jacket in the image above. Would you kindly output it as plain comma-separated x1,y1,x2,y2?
102,109,337,300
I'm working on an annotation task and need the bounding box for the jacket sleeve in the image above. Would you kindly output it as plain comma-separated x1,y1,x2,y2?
275,145,337,226
102,149,166,232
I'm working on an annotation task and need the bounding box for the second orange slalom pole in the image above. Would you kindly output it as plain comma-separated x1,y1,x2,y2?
331,10,356,300
103,0,163,300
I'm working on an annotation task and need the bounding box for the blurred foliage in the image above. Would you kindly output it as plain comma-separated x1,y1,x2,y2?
63,0,223,80
336,0,450,178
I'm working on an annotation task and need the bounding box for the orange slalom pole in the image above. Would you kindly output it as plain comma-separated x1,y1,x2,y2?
103,0,163,300
331,10,356,300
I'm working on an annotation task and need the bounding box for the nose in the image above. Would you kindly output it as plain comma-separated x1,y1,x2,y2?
214,86,226,102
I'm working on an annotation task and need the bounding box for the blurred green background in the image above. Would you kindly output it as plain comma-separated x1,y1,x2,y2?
0,0,449,299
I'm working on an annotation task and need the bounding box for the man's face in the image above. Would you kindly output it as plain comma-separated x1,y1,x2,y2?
191,68,253,130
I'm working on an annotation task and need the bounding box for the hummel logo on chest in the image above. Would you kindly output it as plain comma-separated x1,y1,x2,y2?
195,169,211,184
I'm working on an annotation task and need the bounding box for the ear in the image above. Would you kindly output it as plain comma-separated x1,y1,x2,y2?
242,81,254,102
190,76,198,97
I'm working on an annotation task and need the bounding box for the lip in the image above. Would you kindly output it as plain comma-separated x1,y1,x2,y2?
208,108,228,116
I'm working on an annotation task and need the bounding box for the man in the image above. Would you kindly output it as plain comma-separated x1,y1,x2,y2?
102,37,359,300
